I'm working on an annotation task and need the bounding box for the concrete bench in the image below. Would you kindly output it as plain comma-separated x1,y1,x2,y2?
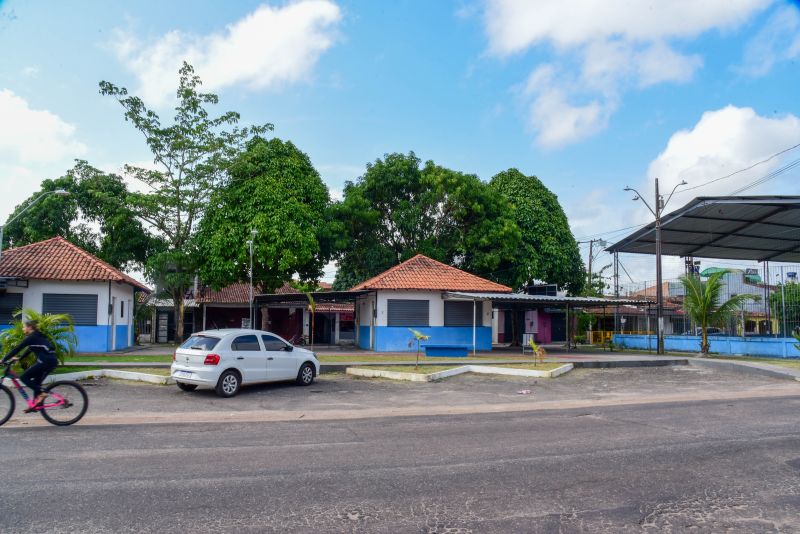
423,344,469,357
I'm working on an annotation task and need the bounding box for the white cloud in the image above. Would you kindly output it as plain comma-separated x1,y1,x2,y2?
738,4,800,77
113,1,343,107
0,89,86,163
523,64,612,147
646,105,800,198
567,105,800,282
485,0,771,55
483,0,771,148
0,89,87,227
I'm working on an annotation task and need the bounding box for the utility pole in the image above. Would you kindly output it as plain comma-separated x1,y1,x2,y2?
624,178,687,355
779,266,787,338
578,238,607,292
247,229,257,329
613,251,620,335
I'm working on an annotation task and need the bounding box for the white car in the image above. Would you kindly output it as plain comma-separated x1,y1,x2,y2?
170,329,320,397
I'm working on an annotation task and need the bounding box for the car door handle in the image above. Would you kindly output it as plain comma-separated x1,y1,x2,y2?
236,356,244,360
267,357,274,361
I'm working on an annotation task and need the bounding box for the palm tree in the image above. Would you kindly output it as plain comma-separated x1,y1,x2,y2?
0,309,78,368
680,270,757,355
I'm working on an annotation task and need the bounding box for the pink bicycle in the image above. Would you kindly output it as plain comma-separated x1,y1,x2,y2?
0,361,88,426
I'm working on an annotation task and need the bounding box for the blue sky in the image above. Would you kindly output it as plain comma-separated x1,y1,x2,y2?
1,0,799,285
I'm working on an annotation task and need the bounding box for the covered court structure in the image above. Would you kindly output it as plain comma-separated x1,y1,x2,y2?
606,195,800,357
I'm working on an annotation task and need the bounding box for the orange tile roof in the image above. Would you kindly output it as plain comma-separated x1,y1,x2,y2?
352,254,512,293
200,281,334,303
0,237,149,291
197,283,258,304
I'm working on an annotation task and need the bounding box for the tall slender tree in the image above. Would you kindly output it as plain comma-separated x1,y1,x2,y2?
100,62,271,341
680,270,757,354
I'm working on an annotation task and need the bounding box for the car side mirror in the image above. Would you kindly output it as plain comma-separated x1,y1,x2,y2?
285,345,294,352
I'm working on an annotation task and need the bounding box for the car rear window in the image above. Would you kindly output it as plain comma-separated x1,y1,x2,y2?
180,335,220,351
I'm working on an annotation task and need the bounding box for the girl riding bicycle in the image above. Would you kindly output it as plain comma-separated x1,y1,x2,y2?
0,320,57,411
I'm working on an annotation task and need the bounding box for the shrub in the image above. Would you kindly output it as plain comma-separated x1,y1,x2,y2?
0,309,77,371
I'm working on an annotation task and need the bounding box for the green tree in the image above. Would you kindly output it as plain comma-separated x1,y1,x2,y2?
582,264,611,297
769,282,800,336
197,138,333,292
99,62,271,342
332,152,520,288
0,309,77,369
489,169,584,293
2,161,152,270
680,270,757,354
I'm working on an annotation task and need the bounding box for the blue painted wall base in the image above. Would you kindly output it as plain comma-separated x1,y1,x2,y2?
1,324,135,353
614,334,800,358
356,326,492,352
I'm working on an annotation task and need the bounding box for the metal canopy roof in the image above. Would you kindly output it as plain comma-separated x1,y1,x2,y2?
255,290,369,304
444,292,651,306
606,196,800,262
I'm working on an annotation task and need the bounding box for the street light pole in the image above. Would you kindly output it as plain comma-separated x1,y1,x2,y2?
779,267,787,338
0,189,70,259
248,229,257,329
624,179,687,355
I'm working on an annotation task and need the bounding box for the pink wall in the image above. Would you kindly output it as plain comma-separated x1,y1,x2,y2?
536,312,552,343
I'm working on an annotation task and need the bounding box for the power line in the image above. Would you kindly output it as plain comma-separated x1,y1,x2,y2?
675,141,800,195
729,157,800,194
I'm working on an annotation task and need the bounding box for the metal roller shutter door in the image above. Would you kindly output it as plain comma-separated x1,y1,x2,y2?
387,299,429,327
42,294,98,326
0,293,23,324
444,301,481,326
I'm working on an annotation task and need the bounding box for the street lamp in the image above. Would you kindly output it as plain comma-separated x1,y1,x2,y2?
247,229,258,329
623,178,687,354
0,189,70,260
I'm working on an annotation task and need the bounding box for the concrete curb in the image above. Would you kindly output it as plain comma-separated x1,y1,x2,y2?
42,369,174,385
346,363,574,382
690,358,800,382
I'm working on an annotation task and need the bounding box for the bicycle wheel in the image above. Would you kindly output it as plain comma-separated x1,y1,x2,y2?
0,384,15,427
40,381,88,426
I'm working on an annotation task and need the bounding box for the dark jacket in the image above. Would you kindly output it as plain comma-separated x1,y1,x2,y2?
3,331,56,363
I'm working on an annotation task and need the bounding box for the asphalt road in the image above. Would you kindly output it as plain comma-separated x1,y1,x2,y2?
2,384,800,532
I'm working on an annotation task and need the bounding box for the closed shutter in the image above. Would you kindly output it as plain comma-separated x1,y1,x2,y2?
0,293,23,324
387,299,429,327
42,294,98,326
444,301,481,326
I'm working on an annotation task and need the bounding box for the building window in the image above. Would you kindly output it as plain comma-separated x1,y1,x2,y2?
387,299,429,327
42,294,98,326
0,293,23,325
121,300,125,318
444,301,482,326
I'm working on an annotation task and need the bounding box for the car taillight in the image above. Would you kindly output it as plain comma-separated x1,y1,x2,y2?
173,351,177,362
204,354,221,365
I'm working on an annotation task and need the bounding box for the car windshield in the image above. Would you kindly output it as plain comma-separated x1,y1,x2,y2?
180,335,220,351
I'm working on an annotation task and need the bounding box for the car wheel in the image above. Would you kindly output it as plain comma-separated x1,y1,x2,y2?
176,382,197,392
215,370,241,398
296,363,315,386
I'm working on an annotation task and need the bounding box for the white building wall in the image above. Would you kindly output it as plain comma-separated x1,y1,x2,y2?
4,279,135,326
373,291,491,327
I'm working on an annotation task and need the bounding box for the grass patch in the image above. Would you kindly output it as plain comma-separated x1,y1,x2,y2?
709,356,800,370
65,354,173,363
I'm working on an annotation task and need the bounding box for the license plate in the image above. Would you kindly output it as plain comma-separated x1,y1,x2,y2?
174,371,192,379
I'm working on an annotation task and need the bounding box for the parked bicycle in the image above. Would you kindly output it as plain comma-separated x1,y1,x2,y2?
0,360,88,426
